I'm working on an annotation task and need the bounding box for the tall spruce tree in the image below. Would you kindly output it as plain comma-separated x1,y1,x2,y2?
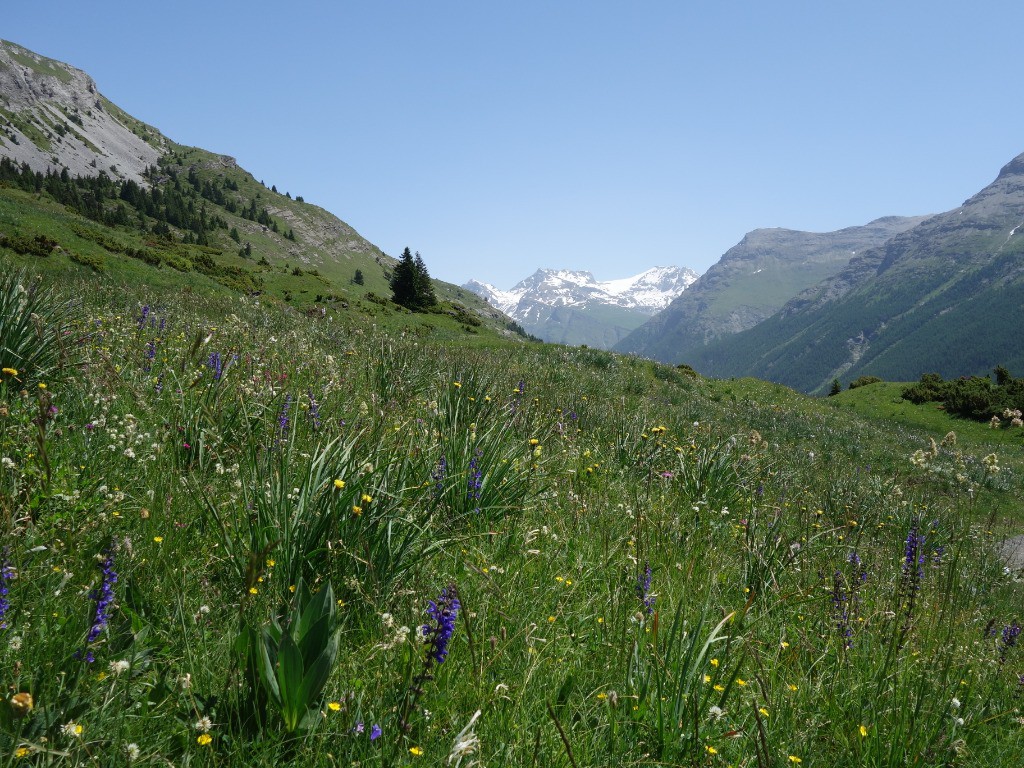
390,247,419,309
413,251,437,308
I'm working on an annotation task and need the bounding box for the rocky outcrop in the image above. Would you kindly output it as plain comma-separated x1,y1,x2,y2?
0,40,163,183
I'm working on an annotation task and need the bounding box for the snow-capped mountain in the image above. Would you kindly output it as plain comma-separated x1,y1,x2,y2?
463,266,698,349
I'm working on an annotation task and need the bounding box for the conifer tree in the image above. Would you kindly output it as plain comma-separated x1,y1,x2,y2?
390,247,418,308
413,251,437,308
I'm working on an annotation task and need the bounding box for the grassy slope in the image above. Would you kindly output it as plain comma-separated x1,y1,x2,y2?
0,167,522,346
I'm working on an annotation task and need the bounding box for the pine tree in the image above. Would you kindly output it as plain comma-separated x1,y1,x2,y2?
353,269,365,286
413,251,437,308
390,247,418,309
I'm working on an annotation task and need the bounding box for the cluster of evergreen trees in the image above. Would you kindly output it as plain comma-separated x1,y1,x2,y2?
389,247,437,310
0,157,292,247
902,367,1024,421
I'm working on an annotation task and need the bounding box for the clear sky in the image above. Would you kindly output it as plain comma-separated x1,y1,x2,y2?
6,2,1024,288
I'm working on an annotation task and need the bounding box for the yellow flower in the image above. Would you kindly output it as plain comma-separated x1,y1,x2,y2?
38,382,46,389
153,536,163,543
735,678,747,686
788,757,802,764
361,493,373,504
197,734,213,746
14,746,30,758
328,701,341,712
596,692,607,700
706,745,718,754
710,658,719,667
529,438,540,446
703,674,711,683
249,587,258,595
266,559,275,567
409,746,424,756
352,505,363,516
334,479,345,490
1,367,17,376
788,684,798,691
713,684,725,692
759,707,769,717
860,725,868,737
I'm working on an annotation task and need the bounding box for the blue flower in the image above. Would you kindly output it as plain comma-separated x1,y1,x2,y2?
78,541,118,662
0,547,13,630
370,724,382,741
423,585,460,665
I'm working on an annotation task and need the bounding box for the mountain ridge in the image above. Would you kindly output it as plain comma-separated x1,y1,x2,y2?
614,215,930,362
685,151,1024,391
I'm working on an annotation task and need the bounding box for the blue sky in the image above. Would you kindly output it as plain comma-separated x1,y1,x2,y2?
6,2,1024,288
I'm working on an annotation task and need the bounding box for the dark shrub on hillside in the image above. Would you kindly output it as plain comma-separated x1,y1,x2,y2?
848,375,883,390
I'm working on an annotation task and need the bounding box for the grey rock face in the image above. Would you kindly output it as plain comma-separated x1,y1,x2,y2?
0,40,163,183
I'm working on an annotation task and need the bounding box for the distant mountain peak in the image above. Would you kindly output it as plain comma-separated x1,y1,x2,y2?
464,265,698,348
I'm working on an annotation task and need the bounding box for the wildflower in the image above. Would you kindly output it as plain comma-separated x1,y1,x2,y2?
153,536,163,543
60,721,83,738
194,716,213,732
109,659,130,676
79,541,118,663
197,733,212,746
635,561,654,614
709,705,725,720
1,367,18,376
789,757,802,763
327,701,341,712
467,450,483,500
999,621,1021,663
352,505,363,516
14,746,30,758
207,351,223,381
860,725,868,737
432,454,447,497
125,743,141,761
0,547,13,629
307,390,321,430
706,745,718,754
334,479,345,490
9,692,33,718
370,724,382,740
409,746,424,756
423,585,461,665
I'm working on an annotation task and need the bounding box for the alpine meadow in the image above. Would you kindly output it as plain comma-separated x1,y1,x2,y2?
2,37,1024,768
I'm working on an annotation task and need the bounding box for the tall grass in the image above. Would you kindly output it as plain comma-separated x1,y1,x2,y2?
1,268,1021,766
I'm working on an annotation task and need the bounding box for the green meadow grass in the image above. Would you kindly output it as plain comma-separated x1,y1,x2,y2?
1,264,1022,767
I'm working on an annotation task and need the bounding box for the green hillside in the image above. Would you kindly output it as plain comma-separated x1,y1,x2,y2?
685,155,1024,393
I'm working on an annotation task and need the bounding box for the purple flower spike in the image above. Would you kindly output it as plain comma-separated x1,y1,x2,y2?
423,585,460,665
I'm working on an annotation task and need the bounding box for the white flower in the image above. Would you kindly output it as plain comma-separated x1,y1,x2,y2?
709,705,725,720
109,659,131,676
125,743,141,760
194,716,214,732
8,635,23,651
951,697,961,710
60,721,83,738
178,673,192,690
